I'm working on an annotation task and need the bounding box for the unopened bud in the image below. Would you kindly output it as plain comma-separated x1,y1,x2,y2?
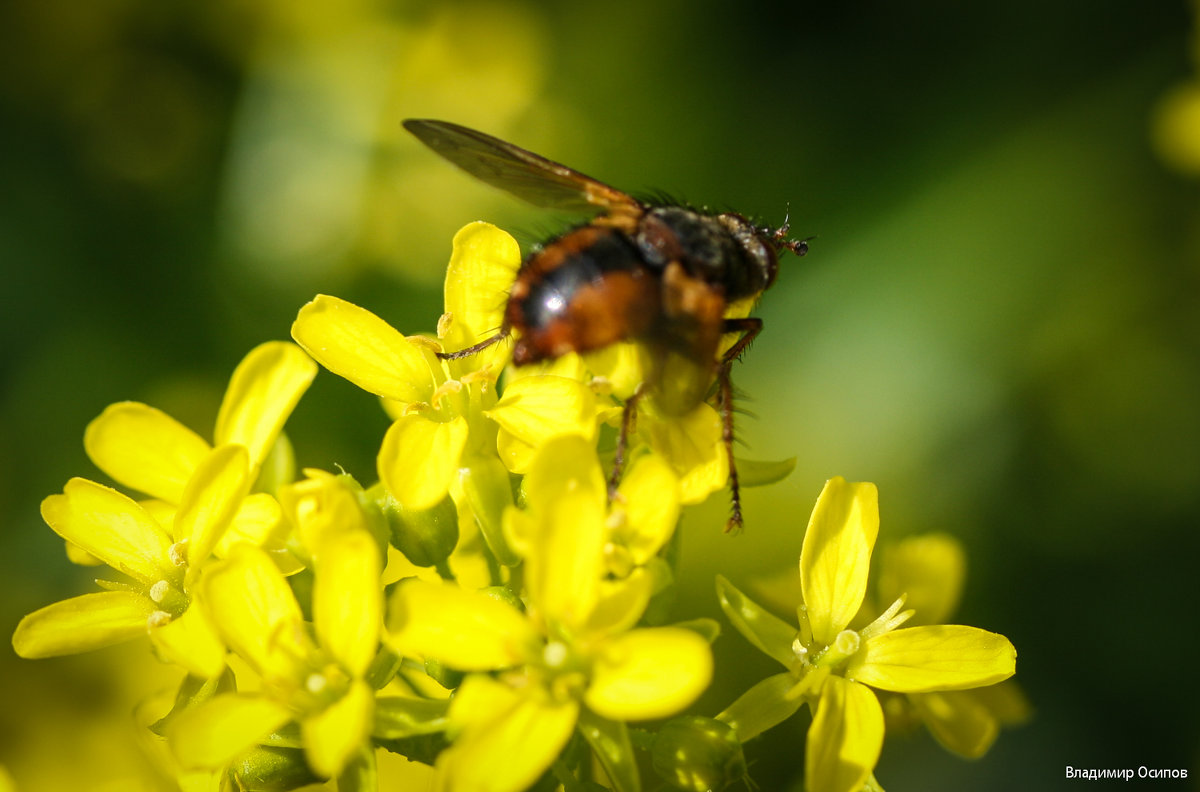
651,716,748,792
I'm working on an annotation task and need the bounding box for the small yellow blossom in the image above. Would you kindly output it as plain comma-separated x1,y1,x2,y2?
875,533,1032,758
79,341,316,566
292,223,608,563
716,477,1017,792
169,472,384,779
12,342,317,678
388,436,710,792
11,216,1029,792
13,447,247,677
83,341,316,502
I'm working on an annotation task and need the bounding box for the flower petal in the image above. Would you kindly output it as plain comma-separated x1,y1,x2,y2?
846,625,1016,693
518,451,604,628
12,590,153,658
443,222,521,335
41,478,174,585
614,452,680,564
487,375,597,473
378,414,469,511
520,434,607,515
168,693,292,770
585,627,712,721
908,690,999,759
292,295,438,404
800,477,879,647
149,602,227,678
387,580,538,671
877,533,965,626
441,222,520,374
174,445,251,574
638,403,726,505
437,676,578,792
582,571,654,638
313,529,382,677
213,341,317,469
805,677,883,792
215,493,287,556
84,402,213,503
302,679,374,777
581,342,646,401
279,470,369,555
200,543,307,680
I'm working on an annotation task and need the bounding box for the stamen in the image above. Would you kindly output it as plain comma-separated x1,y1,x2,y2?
791,636,809,664
795,604,813,648
859,595,915,641
147,611,172,628
149,580,171,603
408,335,444,354
543,641,569,669
431,379,463,409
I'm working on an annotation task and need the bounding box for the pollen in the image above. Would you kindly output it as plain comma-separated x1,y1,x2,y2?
149,580,171,603
543,641,569,669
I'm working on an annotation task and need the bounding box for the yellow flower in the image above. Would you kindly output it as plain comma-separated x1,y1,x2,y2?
83,341,316,503
12,343,316,677
79,341,317,562
716,477,1017,792
388,436,710,792
291,223,602,564
167,471,384,779
512,343,729,507
13,449,246,678
875,534,1032,758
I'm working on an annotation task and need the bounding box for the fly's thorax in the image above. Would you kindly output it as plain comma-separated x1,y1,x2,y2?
636,207,776,301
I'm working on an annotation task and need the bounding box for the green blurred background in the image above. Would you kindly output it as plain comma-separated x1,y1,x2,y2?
2,0,1198,789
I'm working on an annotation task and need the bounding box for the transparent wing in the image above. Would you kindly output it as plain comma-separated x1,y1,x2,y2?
403,119,641,214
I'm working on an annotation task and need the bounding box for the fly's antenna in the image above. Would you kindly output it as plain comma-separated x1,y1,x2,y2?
768,204,809,257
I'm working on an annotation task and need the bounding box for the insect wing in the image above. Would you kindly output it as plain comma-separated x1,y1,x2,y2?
403,119,640,214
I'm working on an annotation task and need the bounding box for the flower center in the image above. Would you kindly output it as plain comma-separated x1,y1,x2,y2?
813,629,861,670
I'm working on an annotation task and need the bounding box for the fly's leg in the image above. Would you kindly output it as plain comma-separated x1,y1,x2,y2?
609,385,645,500
718,317,763,533
436,331,508,360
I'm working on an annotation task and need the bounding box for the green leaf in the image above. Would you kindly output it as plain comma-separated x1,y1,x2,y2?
372,696,450,739
715,575,798,669
335,748,378,792
150,667,237,736
734,456,796,488
577,709,640,792
715,672,804,742
671,618,722,644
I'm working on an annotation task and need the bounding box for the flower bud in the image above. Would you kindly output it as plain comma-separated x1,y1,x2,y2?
651,716,748,792
423,657,464,690
379,491,459,568
231,745,321,791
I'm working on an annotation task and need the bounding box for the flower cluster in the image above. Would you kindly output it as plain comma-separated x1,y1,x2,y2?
13,222,1020,792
